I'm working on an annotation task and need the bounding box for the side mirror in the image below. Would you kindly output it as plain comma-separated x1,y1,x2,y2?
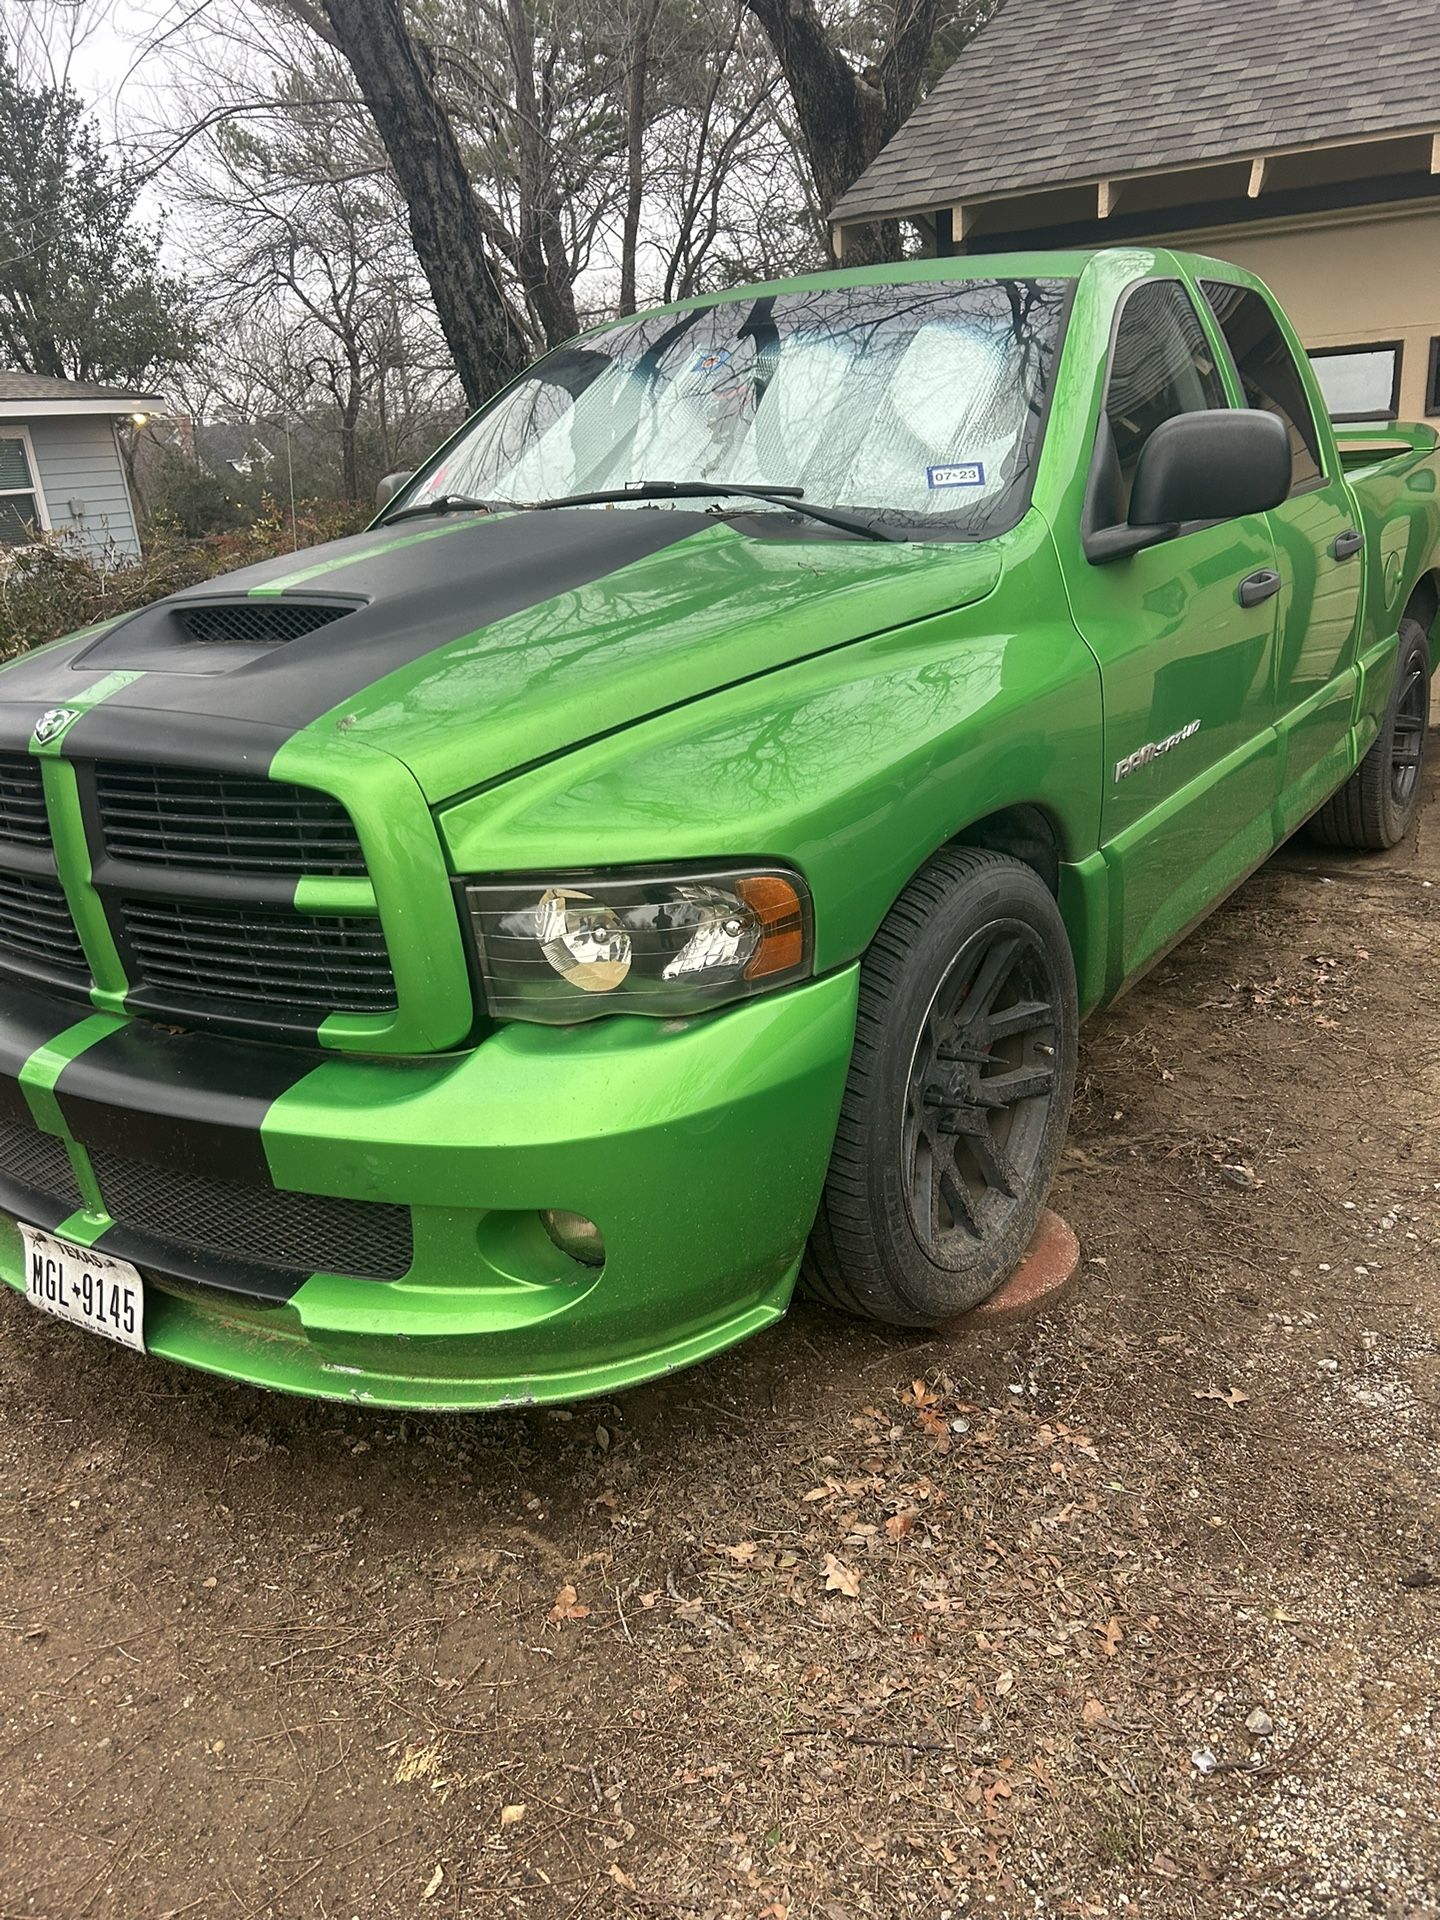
375,470,414,510
1087,410,1291,562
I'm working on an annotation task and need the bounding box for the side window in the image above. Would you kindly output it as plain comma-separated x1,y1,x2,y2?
0,433,42,546
1098,280,1228,524
1200,281,1324,492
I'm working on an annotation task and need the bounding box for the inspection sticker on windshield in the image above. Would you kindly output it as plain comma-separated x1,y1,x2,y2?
927,462,985,490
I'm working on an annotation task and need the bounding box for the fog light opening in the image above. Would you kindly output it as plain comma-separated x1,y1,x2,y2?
540,1208,606,1269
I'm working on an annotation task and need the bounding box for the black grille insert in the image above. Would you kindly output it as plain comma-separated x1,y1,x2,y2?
87,1146,412,1279
0,1120,83,1212
95,764,366,877
0,752,49,847
0,871,88,982
120,898,396,1016
176,602,352,645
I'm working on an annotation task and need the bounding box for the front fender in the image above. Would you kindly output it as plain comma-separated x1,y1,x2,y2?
439,522,1103,978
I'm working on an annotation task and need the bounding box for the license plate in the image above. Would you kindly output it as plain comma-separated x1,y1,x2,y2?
21,1225,145,1353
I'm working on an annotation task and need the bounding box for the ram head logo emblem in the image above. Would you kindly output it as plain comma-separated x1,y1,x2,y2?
32,707,81,747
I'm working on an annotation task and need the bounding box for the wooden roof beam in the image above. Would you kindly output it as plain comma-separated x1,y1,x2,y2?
1247,155,1269,198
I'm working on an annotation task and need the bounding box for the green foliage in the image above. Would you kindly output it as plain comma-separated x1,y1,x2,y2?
0,500,371,660
0,44,200,385
147,448,263,538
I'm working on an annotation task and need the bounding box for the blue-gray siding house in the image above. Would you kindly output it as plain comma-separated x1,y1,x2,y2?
0,374,162,561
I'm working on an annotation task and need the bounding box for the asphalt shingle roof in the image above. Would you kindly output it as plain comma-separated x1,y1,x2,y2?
832,0,1440,221
0,373,159,403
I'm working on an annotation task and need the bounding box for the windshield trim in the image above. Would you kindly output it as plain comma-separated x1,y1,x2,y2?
381,275,1079,545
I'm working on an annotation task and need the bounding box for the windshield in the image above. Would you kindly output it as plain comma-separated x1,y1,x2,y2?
401,278,1072,537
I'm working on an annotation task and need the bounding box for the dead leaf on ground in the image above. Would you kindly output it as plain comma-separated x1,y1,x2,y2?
822,1553,861,1597
994,1669,1015,1697
717,1540,758,1564
1081,1696,1109,1725
421,1865,444,1900
547,1583,591,1622
608,1864,637,1891
1098,1615,1124,1657
1194,1386,1250,1408
500,1803,526,1826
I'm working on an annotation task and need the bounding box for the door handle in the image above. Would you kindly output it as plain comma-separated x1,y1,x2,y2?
1237,568,1282,608
1332,528,1364,560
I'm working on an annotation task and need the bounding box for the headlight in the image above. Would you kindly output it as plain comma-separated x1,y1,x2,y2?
462,864,812,1023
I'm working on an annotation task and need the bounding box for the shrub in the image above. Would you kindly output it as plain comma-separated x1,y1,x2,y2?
0,498,372,661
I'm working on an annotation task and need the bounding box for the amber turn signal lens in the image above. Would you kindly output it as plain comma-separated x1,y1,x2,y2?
736,873,806,978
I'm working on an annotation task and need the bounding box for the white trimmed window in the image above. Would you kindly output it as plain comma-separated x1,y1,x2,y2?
0,429,49,545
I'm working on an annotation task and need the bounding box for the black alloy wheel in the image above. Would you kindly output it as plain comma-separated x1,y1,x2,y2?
804,848,1078,1327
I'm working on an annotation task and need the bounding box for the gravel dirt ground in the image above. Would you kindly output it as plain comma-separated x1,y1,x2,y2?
2,738,1438,1920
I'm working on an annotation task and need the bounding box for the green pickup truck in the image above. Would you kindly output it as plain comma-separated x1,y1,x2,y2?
2,247,1436,1408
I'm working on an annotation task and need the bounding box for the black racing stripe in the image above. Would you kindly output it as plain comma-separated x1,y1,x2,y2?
0,978,106,1087
0,1075,32,1131
94,1226,299,1306
53,1019,319,1185
58,510,714,761
0,634,124,743
0,983,105,1223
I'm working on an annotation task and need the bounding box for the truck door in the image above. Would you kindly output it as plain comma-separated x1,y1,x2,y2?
1060,278,1282,994
1198,279,1365,837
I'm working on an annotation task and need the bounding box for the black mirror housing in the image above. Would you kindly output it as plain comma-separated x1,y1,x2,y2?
1129,409,1291,529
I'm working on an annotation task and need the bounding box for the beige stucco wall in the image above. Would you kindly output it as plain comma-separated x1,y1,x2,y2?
1157,202,1440,421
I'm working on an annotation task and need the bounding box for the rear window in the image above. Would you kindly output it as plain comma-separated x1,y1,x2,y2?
1200,281,1324,492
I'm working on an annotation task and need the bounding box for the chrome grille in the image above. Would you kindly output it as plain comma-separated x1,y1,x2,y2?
120,897,396,1016
95,763,366,877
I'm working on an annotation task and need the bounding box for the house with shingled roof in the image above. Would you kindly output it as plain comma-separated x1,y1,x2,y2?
830,0,1440,423
0,374,162,560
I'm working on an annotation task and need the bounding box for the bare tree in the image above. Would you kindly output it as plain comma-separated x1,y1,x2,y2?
315,0,532,406
741,0,998,264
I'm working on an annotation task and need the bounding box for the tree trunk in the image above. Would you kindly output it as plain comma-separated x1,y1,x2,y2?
741,0,941,264
340,346,364,501
503,0,581,348
321,0,530,408
618,0,660,317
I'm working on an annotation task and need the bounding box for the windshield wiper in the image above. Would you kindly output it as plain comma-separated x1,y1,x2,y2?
527,480,907,544
383,493,512,525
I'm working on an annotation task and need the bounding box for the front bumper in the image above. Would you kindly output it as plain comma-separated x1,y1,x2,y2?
0,970,858,1408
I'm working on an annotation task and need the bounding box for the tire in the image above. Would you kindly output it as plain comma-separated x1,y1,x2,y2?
802,848,1079,1327
1309,618,1430,850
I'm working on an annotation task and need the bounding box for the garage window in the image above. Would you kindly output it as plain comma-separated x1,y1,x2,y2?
1307,342,1403,423
0,431,46,545
1427,338,1440,419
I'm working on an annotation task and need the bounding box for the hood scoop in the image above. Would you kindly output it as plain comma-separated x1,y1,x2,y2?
176,600,354,645
77,595,365,677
